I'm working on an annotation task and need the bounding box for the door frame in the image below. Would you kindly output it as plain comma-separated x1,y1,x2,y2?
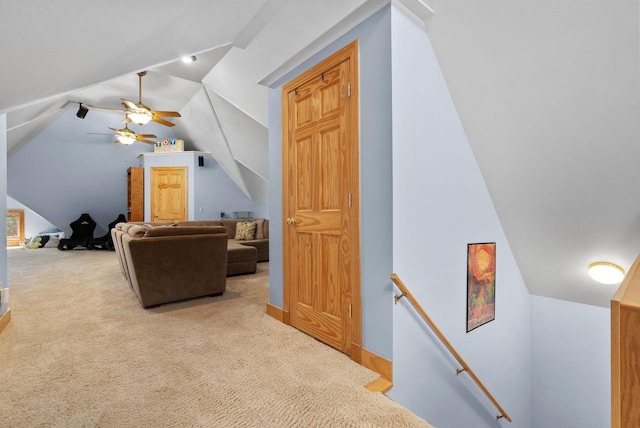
281,40,362,362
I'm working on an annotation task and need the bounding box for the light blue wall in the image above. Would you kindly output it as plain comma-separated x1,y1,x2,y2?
531,295,610,427
195,155,268,220
267,5,394,359
268,89,284,306
6,195,57,239
1,114,7,291
389,6,532,427
140,152,266,221
7,106,264,237
7,109,156,237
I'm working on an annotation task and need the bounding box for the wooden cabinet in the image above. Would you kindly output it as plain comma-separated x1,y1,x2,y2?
612,254,640,427
127,167,144,222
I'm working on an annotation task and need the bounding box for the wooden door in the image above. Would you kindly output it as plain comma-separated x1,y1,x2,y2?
282,41,360,357
150,167,188,222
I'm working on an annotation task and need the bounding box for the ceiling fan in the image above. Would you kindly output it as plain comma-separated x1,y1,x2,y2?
89,114,157,145
82,71,181,127
109,124,157,145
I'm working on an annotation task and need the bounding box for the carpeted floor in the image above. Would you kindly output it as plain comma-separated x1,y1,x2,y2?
0,247,433,427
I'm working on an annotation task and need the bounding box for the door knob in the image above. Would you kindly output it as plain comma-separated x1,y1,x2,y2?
286,217,296,225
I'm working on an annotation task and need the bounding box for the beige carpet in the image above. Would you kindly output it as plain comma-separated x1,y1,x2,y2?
0,248,432,427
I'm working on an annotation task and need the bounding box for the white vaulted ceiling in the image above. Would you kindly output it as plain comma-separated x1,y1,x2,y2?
1,0,381,200
1,0,638,308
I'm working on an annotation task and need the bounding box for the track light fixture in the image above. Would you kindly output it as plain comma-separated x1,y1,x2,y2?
76,103,89,119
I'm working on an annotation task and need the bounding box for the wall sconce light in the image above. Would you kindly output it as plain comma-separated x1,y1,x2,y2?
588,261,625,284
76,103,89,119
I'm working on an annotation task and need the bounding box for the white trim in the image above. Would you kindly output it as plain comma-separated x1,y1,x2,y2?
392,0,434,28
258,0,388,87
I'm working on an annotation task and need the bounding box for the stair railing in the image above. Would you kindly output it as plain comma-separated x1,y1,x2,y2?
391,273,512,423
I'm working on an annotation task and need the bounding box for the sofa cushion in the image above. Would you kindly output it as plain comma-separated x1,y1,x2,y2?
253,219,265,240
234,221,256,240
127,224,149,238
144,226,227,237
176,220,224,227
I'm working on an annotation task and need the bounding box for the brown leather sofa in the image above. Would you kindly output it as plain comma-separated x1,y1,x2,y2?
113,218,268,281
177,219,269,263
113,223,228,308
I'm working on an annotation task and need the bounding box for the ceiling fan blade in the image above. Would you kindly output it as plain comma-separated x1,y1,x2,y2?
138,138,156,145
138,134,157,138
152,111,181,117
151,116,176,127
121,116,132,124
87,132,111,136
107,127,120,133
120,99,138,110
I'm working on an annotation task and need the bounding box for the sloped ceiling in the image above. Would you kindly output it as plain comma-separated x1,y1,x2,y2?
1,0,638,308
424,0,640,307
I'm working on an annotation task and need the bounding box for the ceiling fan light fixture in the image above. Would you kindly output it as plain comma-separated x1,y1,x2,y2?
588,261,625,284
117,135,136,145
128,111,152,125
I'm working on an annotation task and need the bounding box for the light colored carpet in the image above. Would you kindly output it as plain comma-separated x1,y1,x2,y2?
0,248,432,427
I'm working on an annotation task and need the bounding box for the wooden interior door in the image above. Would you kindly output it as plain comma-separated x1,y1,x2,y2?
282,41,360,357
150,167,188,222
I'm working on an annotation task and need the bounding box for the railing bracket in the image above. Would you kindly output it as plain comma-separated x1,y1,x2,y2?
394,292,406,304
456,367,467,376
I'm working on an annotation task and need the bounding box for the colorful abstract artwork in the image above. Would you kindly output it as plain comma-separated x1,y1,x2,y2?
467,242,496,332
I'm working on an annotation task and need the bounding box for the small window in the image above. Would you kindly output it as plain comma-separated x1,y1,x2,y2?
7,210,24,247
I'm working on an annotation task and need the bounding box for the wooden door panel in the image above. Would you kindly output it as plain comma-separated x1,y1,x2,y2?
151,167,187,222
295,302,342,350
320,127,341,210
295,233,315,306
283,41,360,357
295,94,314,128
320,234,340,317
320,80,340,117
296,136,314,211
294,212,341,232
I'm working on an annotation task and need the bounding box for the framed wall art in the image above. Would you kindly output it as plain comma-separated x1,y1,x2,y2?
467,242,496,332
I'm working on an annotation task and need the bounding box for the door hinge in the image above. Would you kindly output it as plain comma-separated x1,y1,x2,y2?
348,192,352,207
347,82,351,97
349,304,352,318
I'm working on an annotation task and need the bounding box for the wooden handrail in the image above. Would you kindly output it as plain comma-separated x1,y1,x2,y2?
391,273,512,423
